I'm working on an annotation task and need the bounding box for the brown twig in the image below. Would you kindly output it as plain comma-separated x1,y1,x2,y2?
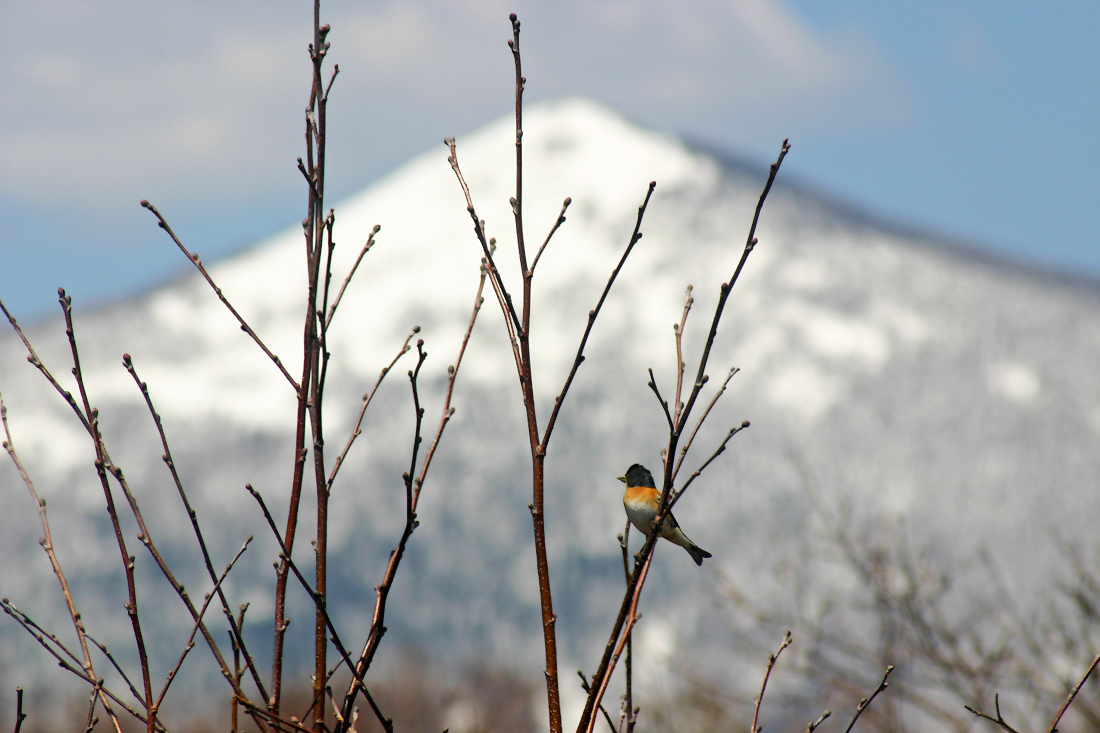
672,285,693,426
85,633,145,710
334,341,429,733
336,261,486,730
446,139,524,349
155,538,252,710
965,694,1022,733
1,394,107,704
245,483,391,733
541,181,655,450
138,201,299,391
584,556,654,733
576,671,617,733
578,140,789,733
844,665,894,733
806,710,832,732
619,523,637,733
750,631,793,733
1046,652,1100,733
58,291,156,733
326,327,418,492
530,197,571,275
0,601,154,728
12,688,26,733
671,366,739,482
667,420,750,514
647,368,674,433
122,354,269,711
325,224,380,329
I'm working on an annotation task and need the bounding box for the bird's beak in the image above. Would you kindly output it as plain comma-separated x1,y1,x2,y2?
617,475,626,483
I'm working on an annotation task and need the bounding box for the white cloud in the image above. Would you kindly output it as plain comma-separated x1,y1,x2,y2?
0,1,905,213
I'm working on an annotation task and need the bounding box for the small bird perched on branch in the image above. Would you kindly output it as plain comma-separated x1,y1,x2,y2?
619,463,712,566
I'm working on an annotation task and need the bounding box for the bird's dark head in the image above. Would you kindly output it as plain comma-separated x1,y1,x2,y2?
617,463,656,488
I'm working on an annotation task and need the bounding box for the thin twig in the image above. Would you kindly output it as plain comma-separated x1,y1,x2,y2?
0,602,156,728
58,291,155,733
676,139,789,436
542,181,656,450
1046,652,1100,733
672,366,738,482
337,258,487,732
751,631,793,733
584,556,654,733
155,538,252,710
245,484,390,733
575,672,617,733
844,665,894,733
667,420,750,515
806,710,832,732
138,201,299,391
327,327,418,492
1,394,102,690
672,285,693,426
446,139,523,340
530,197,571,275
578,140,789,733
13,688,26,733
122,355,267,709
325,224,380,329
85,634,145,709
646,368,674,433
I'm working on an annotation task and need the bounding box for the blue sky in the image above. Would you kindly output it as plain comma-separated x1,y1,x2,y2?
1,1,1097,320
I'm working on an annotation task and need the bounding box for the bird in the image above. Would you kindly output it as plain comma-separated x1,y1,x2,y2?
619,463,712,566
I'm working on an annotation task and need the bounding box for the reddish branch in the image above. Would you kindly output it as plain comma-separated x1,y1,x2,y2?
56,292,156,733
138,201,299,392
336,267,487,731
751,631,793,733
577,139,790,733
122,355,269,712
447,17,664,733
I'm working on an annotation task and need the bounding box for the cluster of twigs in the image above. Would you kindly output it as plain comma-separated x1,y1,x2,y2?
1,2,487,732
748,630,893,733
442,12,796,733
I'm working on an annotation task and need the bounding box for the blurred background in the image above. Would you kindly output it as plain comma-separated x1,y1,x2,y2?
1,0,1098,321
3,3,1100,732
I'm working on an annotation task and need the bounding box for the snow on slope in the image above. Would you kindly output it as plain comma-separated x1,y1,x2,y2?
2,99,1100,706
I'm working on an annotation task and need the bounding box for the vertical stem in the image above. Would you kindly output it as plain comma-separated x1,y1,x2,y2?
509,13,561,732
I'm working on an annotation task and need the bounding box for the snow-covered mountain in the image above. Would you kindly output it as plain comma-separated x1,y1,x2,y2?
2,99,1099,716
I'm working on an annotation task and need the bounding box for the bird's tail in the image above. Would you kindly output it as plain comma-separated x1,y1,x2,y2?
669,527,712,566
685,542,712,566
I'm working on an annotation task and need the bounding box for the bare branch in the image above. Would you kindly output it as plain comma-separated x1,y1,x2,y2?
122,354,267,708
668,420,750,515
138,201,299,391
530,197,571,275
155,537,252,710
672,366,738,482
325,224,380,329
677,139,790,434
13,688,26,733
646,368,674,433
806,710,832,732
1046,652,1100,733
844,665,894,733
575,671,617,733
672,285,693,426
541,181,656,450
446,138,523,339
57,291,155,732
751,631,793,733
327,327,418,493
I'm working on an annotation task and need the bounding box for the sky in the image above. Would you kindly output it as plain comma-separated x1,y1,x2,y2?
1,1,1098,321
